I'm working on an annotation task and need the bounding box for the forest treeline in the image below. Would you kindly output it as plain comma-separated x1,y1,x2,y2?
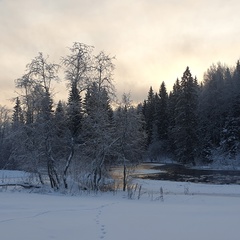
0,43,145,191
0,42,240,190
143,62,240,166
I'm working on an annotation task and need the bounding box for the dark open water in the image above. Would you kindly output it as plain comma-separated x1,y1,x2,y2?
133,163,240,185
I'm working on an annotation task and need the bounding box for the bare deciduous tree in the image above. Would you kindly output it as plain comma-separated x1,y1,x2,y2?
62,42,94,92
14,53,60,189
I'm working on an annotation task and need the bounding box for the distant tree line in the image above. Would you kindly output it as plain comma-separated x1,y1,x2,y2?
0,42,240,191
142,62,240,166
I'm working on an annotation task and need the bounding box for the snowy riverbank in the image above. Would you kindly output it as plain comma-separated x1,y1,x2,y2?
1,170,240,240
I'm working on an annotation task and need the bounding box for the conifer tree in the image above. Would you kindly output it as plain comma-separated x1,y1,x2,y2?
0,106,11,168
142,86,155,145
174,67,199,165
199,63,228,154
12,97,24,128
232,60,240,118
157,81,168,140
66,81,82,139
54,101,66,138
168,78,181,154
219,62,240,158
81,51,115,190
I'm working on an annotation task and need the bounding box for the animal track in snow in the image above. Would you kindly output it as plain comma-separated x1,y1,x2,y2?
94,202,117,239
95,207,107,239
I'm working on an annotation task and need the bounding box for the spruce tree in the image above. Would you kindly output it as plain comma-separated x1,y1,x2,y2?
232,60,240,118
82,82,114,190
198,63,228,155
168,78,181,154
66,81,82,139
157,81,168,140
143,86,155,145
220,61,240,158
174,67,198,165
54,101,67,138
12,97,24,128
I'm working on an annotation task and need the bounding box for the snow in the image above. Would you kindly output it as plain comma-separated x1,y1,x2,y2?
1,170,240,240
0,170,30,180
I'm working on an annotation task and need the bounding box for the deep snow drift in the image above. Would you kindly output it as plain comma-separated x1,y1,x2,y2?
1,170,240,240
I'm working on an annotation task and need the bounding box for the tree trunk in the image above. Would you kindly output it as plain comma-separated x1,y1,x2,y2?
93,168,98,191
123,159,127,191
47,157,60,190
37,171,44,185
63,140,74,189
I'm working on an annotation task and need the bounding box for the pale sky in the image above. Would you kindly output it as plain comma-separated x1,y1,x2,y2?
1,0,240,107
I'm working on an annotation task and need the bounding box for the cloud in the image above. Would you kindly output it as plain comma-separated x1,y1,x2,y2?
1,0,240,107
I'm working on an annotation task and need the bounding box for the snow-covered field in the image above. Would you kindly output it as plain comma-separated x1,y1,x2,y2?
1,170,240,240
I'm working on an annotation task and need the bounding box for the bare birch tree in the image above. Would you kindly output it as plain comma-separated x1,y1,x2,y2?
14,53,60,188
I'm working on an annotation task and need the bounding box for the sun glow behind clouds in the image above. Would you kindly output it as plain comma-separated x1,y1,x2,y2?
1,0,240,107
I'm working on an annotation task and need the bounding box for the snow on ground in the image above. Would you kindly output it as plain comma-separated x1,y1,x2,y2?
1,170,240,240
0,170,31,181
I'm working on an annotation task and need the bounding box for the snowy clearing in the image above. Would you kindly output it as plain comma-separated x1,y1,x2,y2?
1,170,240,240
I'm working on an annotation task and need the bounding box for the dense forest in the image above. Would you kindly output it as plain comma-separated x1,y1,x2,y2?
0,42,240,190
143,62,240,167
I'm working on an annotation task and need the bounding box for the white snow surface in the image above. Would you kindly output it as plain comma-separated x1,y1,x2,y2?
1,170,240,240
